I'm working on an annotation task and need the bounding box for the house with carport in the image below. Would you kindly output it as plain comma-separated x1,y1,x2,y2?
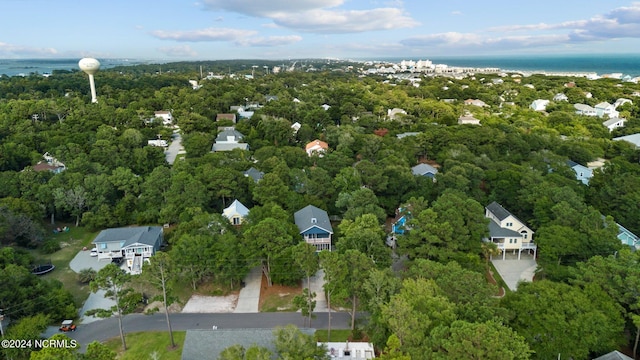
484,202,536,260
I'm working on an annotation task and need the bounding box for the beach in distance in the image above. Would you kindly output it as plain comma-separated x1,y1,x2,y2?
2,53,640,78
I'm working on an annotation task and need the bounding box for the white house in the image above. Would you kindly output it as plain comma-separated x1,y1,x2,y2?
154,111,173,126
614,98,633,108
594,102,619,118
613,133,640,148
553,93,569,102
484,202,536,260
574,103,597,116
602,117,627,132
567,160,593,185
305,139,328,157
387,108,407,120
530,99,550,111
222,199,249,225
324,342,376,359
464,99,488,107
458,114,481,125
211,127,249,152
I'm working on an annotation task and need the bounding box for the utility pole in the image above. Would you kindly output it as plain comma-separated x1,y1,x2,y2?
0,309,5,338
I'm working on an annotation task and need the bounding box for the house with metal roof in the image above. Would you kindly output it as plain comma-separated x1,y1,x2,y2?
222,199,250,225
411,163,438,178
566,160,593,185
613,133,640,148
617,222,640,250
294,205,333,251
243,167,265,183
211,127,249,152
602,117,627,132
181,328,316,360
484,202,536,260
92,226,163,273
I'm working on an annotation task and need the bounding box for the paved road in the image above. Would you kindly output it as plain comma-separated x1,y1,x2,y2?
165,130,185,165
66,312,357,351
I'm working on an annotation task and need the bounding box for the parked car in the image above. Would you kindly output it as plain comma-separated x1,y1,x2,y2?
90,248,98,257
59,320,76,332
111,257,123,265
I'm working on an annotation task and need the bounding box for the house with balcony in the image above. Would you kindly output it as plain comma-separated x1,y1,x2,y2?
294,205,333,251
484,202,536,260
92,226,163,274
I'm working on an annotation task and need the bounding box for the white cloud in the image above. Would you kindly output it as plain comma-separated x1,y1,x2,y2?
402,3,640,53
157,45,198,57
236,35,302,47
0,42,58,56
272,8,418,33
150,28,257,42
201,0,418,33
400,32,569,51
150,27,300,47
451,10,462,16
202,0,343,17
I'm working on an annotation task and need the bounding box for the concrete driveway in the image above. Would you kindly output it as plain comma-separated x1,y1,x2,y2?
303,270,328,312
234,267,262,313
69,249,111,273
69,250,117,323
491,254,537,291
165,130,185,165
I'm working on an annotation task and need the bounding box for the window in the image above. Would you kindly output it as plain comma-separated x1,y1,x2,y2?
311,217,317,224
232,217,241,225
506,222,513,227
100,243,107,249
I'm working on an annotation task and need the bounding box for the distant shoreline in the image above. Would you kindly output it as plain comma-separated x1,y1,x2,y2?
2,54,640,78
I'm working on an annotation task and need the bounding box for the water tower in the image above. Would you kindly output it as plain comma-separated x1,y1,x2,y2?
78,58,101,103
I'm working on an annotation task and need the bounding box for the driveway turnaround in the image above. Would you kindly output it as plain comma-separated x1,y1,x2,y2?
69,249,111,273
234,267,262,313
491,257,537,291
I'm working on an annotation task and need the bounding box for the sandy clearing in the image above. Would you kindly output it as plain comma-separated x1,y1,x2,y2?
181,294,238,313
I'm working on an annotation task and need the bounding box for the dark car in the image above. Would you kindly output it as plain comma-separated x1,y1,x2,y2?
111,257,123,265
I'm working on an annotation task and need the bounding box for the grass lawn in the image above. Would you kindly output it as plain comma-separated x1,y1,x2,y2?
28,225,99,306
104,331,185,360
259,275,302,312
314,329,352,342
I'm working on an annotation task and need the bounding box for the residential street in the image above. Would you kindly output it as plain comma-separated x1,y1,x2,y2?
64,312,357,351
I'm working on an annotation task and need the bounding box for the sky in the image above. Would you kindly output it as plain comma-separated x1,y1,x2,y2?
3,1,640,60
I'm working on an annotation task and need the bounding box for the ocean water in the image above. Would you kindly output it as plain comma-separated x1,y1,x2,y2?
377,53,640,77
0,58,149,77
2,54,640,77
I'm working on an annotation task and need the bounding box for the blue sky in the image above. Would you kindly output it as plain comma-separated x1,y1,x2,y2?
3,1,640,60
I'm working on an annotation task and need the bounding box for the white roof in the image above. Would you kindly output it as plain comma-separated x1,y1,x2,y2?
613,133,640,148
222,199,250,219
